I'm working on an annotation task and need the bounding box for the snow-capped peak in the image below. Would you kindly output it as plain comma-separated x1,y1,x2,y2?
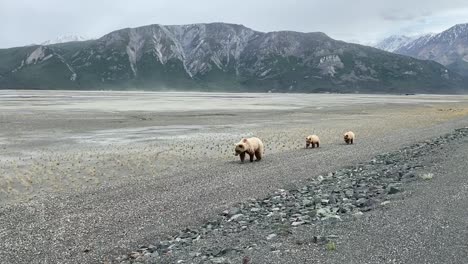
432,23,468,43
375,23,468,68
41,34,89,45
374,35,418,52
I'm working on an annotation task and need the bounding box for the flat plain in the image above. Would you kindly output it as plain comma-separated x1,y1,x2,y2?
0,90,467,263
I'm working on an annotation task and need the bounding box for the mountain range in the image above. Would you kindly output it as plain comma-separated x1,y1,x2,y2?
375,23,468,78
0,23,466,93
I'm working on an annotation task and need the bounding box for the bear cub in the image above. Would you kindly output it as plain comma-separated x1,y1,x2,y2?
306,135,320,148
235,137,264,162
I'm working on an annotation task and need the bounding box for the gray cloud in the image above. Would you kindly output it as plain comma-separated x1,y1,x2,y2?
1,0,468,48
380,9,433,21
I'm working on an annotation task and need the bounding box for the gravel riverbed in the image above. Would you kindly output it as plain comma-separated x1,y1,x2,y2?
116,128,468,264
2,92,468,264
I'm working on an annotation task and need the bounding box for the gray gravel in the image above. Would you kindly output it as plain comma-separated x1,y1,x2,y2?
248,129,468,264
0,105,467,264
115,128,468,264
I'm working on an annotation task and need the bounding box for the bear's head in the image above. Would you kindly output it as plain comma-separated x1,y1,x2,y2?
344,133,350,140
234,138,249,156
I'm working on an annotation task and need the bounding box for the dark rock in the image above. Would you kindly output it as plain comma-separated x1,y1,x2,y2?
270,243,282,251
117,255,129,261
312,236,329,245
401,172,416,182
355,198,368,207
338,206,348,214
302,199,313,206
387,185,401,195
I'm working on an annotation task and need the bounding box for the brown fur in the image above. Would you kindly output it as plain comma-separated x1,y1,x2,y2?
306,135,320,148
235,137,264,162
344,131,355,144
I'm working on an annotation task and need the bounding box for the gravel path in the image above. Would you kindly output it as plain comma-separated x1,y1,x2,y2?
114,127,468,264
1,117,467,264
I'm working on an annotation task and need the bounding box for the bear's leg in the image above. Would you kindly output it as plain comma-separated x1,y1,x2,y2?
306,143,310,149
351,139,354,144
316,142,319,148
312,143,315,148
240,152,246,162
255,150,262,161
248,152,254,162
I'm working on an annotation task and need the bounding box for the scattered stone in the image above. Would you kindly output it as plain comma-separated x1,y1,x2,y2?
355,198,368,207
211,257,227,263
189,252,201,257
129,251,141,259
115,128,468,263
291,221,305,226
224,207,240,216
270,243,282,251
353,211,364,218
316,208,330,217
228,214,244,222
401,172,417,182
420,173,434,180
302,199,313,206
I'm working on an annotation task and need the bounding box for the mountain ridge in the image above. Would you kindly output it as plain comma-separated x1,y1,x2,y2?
375,23,468,78
41,35,89,45
0,22,466,93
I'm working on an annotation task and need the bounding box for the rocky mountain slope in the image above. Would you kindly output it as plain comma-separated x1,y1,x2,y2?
0,23,465,93
376,24,468,78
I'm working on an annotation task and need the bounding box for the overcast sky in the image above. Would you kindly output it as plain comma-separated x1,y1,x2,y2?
1,0,468,48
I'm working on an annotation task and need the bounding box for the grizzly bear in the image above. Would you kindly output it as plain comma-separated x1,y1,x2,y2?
234,137,264,162
306,135,320,148
344,131,355,144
